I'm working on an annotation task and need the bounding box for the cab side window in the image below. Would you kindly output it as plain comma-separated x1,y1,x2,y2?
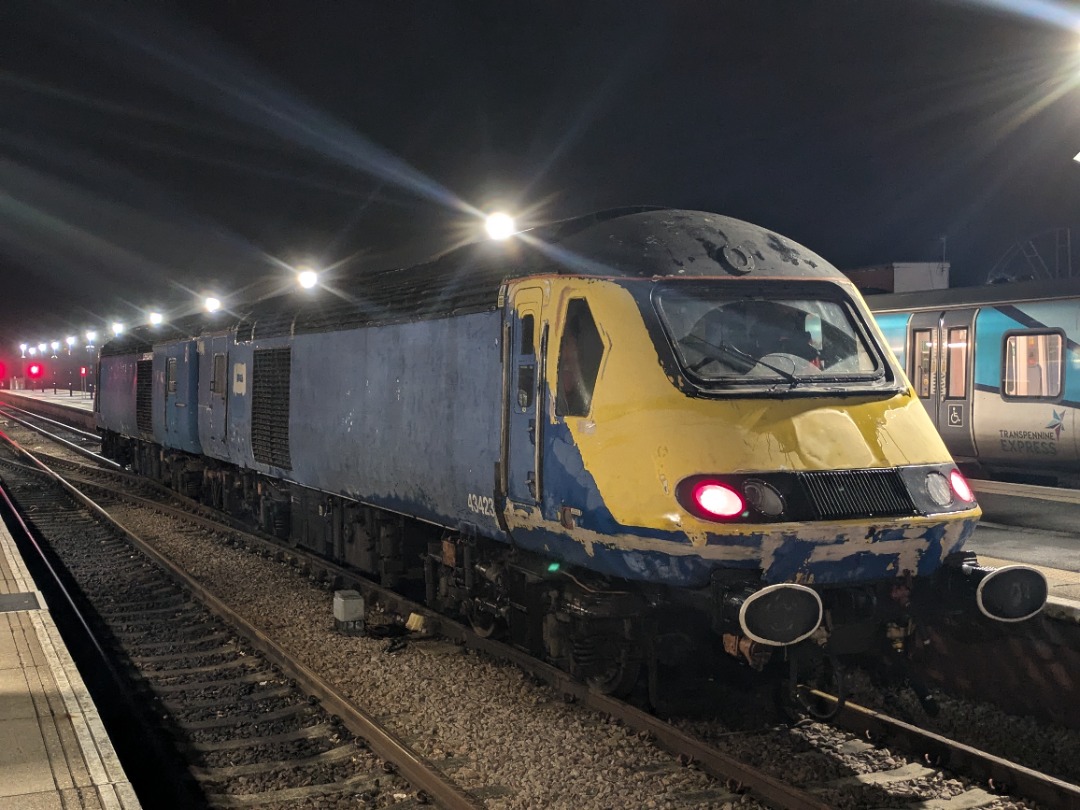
556,299,603,417
166,357,178,394
517,314,535,410
212,353,227,396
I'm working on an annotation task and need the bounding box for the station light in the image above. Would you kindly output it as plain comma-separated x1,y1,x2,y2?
37,343,47,354
297,268,319,289
50,341,60,356
149,312,163,325
65,336,76,353
85,330,97,344
204,297,221,313
111,322,124,336
28,347,37,356
19,343,27,357
485,212,517,240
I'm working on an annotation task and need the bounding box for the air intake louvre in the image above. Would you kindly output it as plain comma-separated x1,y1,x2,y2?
251,348,292,470
135,360,153,434
799,469,916,520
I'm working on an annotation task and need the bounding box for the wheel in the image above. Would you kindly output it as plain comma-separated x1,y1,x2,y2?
585,657,642,697
467,606,503,639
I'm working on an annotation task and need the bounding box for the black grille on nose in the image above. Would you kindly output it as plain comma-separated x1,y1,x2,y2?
798,469,916,520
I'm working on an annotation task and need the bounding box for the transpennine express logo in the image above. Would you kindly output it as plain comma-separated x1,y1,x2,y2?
1047,409,1066,440
999,410,1065,454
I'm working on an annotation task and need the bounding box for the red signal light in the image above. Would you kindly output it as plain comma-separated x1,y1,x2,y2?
691,481,745,519
27,363,43,379
949,470,974,503
80,366,87,376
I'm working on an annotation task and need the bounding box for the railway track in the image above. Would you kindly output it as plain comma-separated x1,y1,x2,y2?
2,416,1079,808
0,450,475,809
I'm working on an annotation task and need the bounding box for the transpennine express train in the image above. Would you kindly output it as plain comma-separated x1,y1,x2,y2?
94,208,1047,710
871,277,1080,488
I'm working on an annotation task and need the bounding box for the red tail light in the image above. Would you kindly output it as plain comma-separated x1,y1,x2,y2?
949,470,974,502
691,481,745,519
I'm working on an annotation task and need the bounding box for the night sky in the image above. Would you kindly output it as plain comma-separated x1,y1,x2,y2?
2,0,1080,354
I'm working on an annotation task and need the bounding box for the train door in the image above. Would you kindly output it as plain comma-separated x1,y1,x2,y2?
205,335,229,457
908,310,977,460
162,341,200,452
504,287,545,510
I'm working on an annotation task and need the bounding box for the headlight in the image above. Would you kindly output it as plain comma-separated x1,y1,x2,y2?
924,472,952,507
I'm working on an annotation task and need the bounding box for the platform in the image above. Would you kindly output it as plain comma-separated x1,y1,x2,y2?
0,389,95,414
0,516,139,808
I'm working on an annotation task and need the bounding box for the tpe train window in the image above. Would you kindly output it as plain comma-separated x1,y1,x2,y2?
656,288,881,385
912,328,933,397
944,327,969,399
556,299,603,417
1002,330,1064,400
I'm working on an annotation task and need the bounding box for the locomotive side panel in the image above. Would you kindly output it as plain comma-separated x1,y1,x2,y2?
224,312,506,535
96,353,140,437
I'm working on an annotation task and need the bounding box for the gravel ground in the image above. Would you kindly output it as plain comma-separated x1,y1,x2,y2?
111,505,753,810
109,499,1080,809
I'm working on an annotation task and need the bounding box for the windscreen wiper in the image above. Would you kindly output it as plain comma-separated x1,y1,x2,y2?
682,334,801,385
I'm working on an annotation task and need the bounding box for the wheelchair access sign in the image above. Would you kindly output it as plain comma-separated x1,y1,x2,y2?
946,403,964,428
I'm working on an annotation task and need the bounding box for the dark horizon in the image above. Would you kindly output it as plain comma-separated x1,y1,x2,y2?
2,0,1080,353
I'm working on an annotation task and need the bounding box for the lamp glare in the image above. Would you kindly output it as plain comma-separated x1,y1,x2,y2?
485,212,516,240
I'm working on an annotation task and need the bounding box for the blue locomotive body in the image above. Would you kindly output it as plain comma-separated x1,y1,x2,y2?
95,208,1046,701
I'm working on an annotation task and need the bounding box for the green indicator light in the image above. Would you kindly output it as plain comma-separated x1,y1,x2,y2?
547,562,561,573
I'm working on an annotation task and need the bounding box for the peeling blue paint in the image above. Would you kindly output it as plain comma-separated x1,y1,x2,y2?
800,550,901,585
508,524,746,587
